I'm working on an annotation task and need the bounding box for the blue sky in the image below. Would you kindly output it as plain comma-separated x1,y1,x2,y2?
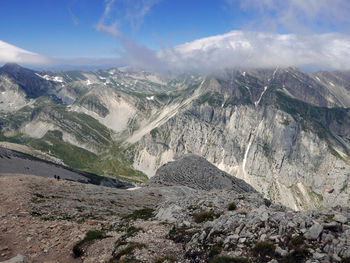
1,0,350,70
0,0,252,58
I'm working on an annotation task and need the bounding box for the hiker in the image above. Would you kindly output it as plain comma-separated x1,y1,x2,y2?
54,175,57,179
57,175,60,181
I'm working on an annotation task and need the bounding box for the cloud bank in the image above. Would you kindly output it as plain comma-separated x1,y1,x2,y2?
2,31,350,72
131,31,350,71
91,0,350,72
0,40,51,65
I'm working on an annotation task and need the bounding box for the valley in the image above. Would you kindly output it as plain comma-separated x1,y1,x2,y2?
0,63,349,210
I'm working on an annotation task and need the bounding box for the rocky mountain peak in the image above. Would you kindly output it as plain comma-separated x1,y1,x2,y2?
0,63,57,98
148,154,257,193
0,62,23,72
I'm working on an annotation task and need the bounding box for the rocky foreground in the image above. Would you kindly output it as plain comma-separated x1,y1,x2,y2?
1,155,350,263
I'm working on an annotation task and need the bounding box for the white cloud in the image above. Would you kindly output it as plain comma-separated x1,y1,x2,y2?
96,0,160,37
124,0,160,32
92,0,350,72
227,0,350,33
68,7,79,25
0,40,51,65
96,20,120,37
95,0,120,37
150,31,350,71
3,31,350,72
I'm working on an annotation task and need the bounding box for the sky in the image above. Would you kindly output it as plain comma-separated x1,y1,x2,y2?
1,0,350,71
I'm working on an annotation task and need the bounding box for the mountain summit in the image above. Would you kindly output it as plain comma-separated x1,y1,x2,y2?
148,154,257,193
0,62,57,98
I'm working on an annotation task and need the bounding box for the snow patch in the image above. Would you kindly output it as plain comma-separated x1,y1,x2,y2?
272,66,279,78
242,136,253,175
255,86,268,107
126,186,141,191
35,73,63,83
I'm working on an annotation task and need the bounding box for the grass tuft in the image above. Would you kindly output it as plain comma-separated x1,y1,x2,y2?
227,202,237,211
123,208,155,221
154,255,177,263
193,210,221,223
209,255,250,263
113,243,147,260
252,241,275,260
73,230,108,257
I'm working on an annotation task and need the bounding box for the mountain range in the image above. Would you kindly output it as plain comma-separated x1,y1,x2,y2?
0,62,349,210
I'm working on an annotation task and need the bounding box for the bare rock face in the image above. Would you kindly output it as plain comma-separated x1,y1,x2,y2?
132,68,350,211
148,154,257,194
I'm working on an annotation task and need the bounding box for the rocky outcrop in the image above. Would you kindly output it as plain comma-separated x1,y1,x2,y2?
148,154,257,193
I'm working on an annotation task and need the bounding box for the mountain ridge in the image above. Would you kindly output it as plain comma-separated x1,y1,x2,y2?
0,64,349,210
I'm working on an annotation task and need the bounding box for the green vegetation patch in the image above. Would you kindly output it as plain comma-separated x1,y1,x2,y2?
193,210,222,223
154,255,177,263
281,248,311,263
123,208,155,221
73,230,108,257
33,193,45,199
78,94,109,117
124,226,143,238
112,243,147,261
227,202,237,211
167,226,199,243
252,241,275,261
289,235,305,247
209,255,250,263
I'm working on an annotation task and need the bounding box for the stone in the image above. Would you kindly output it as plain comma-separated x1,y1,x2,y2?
275,246,288,257
305,223,323,240
0,254,25,263
313,252,326,260
182,220,191,227
238,237,246,243
260,234,267,241
334,214,347,224
323,221,341,232
340,247,350,258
